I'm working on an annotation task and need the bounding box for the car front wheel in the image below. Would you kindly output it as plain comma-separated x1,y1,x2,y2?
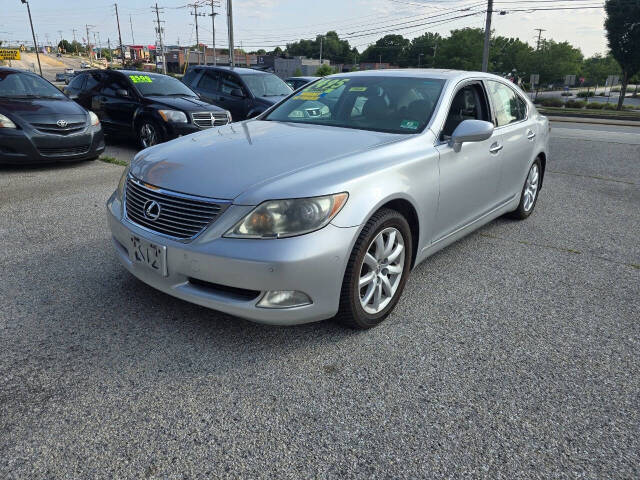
336,208,413,329
138,121,163,149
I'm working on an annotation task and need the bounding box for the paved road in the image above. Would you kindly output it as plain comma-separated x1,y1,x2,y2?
1,125,638,479
534,89,640,108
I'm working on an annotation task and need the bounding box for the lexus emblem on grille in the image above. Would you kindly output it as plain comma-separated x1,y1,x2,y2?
56,119,68,128
143,200,161,221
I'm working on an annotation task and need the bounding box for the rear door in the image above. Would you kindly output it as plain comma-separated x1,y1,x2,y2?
195,70,221,105
74,71,103,111
485,80,537,201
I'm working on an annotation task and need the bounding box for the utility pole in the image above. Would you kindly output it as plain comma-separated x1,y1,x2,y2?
114,3,125,66
319,35,323,64
72,28,79,55
190,4,206,65
129,14,135,44
534,28,546,50
227,0,234,67
209,1,219,65
57,30,63,53
93,32,99,59
481,0,493,72
153,3,167,73
86,24,94,62
20,0,42,76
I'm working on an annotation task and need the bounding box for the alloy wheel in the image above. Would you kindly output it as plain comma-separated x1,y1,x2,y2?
358,227,405,314
523,163,539,212
140,123,158,148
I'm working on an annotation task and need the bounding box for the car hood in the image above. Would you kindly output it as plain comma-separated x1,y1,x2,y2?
0,97,87,124
144,95,225,112
130,120,406,202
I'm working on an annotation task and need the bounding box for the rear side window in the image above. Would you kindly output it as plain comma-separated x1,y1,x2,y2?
487,81,527,126
68,74,86,90
84,72,102,91
220,73,244,95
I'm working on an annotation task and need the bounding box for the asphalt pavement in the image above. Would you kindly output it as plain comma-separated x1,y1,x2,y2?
1,124,638,479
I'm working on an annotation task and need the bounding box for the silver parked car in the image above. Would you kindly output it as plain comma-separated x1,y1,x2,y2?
107,69,549,328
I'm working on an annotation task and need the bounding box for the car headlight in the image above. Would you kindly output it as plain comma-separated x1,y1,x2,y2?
88,111,100,126
225,193,348,239
116,167,130,199
0,113,17,129
158,110,188,123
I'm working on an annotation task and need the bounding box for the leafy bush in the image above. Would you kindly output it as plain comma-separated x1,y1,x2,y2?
577,91,595,98
561,91,572,96
586,102,605,109
540,98,563,107
602,103,617,110
565,100,586,108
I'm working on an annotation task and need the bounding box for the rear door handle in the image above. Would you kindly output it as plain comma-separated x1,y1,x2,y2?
489,143,503,154
527,130,536,140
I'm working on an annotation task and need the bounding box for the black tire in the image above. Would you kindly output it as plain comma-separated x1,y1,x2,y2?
137,120,164,149
509,157,542,220
335,208,413,329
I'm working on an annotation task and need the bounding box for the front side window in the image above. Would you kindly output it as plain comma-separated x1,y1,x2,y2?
0,71,65,98
220,73,245,96
102,77,130,97
487,81,526,127
441,83,490,139
198,72,220,93
68,74,86,90
241,73,292,97
264,76,445,134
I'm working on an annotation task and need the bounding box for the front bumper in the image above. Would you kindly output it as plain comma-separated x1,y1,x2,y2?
107,192,359,325
0,125,104,165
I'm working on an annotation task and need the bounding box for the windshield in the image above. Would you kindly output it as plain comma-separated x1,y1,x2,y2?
128,73,197,97
0,71,66,98
264,76,445,134
241,73,292,97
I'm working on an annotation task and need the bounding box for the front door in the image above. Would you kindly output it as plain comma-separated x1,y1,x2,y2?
98,75,139,131
433,82,504,241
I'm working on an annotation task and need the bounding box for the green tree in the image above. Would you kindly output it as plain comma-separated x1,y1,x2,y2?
361,34,410,66
315,64,333,76
434,28,484,70
490,36,535,77
581,54,621,86
605,0,640,109
292,67,303,76
406,32,441,68
531,39,583,86
286,31,354,64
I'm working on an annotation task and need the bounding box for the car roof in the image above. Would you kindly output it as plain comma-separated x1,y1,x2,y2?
0,67,33,74
286,76,316,81
189,65,266,75
330,68,506,82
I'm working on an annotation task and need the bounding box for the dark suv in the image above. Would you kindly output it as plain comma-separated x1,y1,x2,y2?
183,66,292,121
64,69,230,148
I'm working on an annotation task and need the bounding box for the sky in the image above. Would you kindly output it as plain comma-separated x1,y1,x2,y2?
1,0,610,58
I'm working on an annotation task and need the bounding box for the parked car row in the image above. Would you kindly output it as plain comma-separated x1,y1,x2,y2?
1,65,312,164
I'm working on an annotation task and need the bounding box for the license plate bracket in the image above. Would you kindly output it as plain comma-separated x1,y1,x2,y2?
128,236,168,276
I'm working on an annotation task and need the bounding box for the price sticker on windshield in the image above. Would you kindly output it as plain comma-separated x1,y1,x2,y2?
293,78,350,100
129,75,153,83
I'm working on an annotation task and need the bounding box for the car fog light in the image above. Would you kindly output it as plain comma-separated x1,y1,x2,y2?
256,290,312,309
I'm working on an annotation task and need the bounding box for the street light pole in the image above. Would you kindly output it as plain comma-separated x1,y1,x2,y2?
20,0,42,76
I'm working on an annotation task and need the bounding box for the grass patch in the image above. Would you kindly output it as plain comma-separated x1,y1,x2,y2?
99,155,128,166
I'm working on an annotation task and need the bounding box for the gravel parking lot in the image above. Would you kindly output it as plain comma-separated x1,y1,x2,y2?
1,125,638,479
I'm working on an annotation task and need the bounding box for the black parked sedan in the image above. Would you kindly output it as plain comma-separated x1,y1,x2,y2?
182,66,292,121
64,69,231,148
0,67,104,165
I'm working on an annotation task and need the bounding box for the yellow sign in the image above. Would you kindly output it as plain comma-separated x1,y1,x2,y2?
0,49,20,60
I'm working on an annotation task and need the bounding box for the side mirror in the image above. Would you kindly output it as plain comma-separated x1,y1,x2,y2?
116,88,129,98
230,88,244,98
449,119,494,152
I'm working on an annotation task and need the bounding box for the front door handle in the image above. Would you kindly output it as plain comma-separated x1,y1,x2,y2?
489,143,503,154
527,130,536,140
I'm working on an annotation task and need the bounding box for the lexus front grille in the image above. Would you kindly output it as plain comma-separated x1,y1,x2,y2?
124,176,229,240
192,112,229,128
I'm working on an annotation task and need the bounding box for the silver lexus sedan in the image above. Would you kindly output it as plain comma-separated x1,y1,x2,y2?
107,69,549,329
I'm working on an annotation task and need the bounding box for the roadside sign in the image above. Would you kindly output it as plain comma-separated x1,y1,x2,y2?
564,75,576,86
605,75,620,87
530,74,539,86
0,48,21,60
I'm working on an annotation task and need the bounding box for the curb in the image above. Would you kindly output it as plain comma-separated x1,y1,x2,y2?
547,116,640,127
